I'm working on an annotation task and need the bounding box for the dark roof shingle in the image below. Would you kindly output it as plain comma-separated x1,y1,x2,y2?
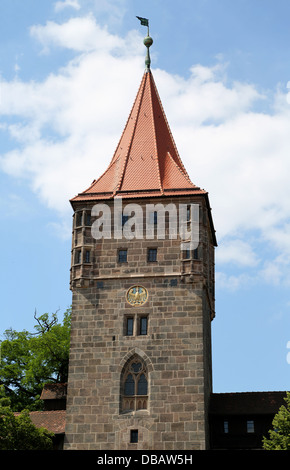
210,391,287,415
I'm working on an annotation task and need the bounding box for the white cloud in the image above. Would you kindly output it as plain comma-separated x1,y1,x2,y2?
0,192,32,219
260,254,290,287
1,16,290,287
30,15,120,53
261,223,290,255
216,271,253,291
157,63,263,127
54,0,81,12
47,219,72,240
216,239,260,267
1,20,145,213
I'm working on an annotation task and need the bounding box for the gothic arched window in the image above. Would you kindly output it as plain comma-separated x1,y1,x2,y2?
121,356,148,412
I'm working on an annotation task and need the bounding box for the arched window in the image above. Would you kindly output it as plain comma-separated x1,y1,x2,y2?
121,356,148,412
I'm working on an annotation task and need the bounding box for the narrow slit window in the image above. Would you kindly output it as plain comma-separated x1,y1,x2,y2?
130,429,138,443
126,317,134,336
247,420,255,433
76,212,82,227
140,317,148,335
76,250,81,264
122,215,129,226
148,211,158,225
86,212,91,226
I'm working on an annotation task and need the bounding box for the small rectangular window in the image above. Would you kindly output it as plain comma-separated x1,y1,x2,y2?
147,248,157,262
76,250,81,264
76,212,82,227
140,317,148,335
85,250,90,263
86,213,91,226
118,249,127,263
126,317,134,336
223,420,229,434
183,247,190,259
122,215,129,226
247,420,254,433
148,211,158,225
130,429,138,443
193,248,198,259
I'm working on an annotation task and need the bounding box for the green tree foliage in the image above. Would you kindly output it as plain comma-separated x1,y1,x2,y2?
0,386,53,450
263,392,290,450
0,307,71,411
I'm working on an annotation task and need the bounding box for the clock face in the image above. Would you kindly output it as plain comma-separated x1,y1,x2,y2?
126,286,148,306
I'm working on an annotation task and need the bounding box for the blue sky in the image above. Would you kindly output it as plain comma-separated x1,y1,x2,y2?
1,0,290,394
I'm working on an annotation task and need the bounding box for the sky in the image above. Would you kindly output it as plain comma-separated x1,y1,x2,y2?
1,0,290,394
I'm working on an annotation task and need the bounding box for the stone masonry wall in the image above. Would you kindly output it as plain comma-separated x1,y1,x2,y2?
64,196,215,450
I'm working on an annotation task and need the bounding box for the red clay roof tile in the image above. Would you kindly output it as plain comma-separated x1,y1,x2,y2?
14,410,66,435
40,383,67,401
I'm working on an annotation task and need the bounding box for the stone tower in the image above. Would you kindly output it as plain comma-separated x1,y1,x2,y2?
64,28,217,450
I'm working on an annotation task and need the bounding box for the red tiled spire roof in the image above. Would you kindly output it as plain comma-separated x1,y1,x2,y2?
71,70,206,203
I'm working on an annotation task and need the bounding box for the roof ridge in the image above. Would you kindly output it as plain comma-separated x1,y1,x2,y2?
149,71,191,180
108,73,146,168
166,151,198,187
147,70,164,195
27,410,66,414
115,72,148,194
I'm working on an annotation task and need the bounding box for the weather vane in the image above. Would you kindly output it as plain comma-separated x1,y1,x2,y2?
136,16,153,70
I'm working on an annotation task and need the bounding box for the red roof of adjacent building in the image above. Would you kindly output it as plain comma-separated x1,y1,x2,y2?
14,410,66,435
71,69,206,203
30,410,66,434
